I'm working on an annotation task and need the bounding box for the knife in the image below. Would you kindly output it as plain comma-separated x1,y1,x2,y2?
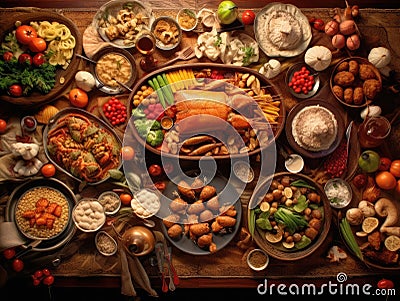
14,239,42,258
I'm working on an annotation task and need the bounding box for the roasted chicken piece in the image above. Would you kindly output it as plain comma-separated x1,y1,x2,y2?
177,180,196,200
167,224,183,239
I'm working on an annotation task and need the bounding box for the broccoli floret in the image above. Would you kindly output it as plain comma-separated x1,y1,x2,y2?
132,107,146,119
151,120,161,130
146,130,164,147
134,118,153,137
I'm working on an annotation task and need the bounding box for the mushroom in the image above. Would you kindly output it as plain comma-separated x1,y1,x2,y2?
345,207,364,226
358,200,376,217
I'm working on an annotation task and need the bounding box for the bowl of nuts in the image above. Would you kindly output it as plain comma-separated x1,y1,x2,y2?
98,191,121,215
330,57,382,108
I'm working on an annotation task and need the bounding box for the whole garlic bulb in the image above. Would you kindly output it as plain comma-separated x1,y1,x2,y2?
259,59,281,79
368,47,391,69
360,105,382,120
346,208,364,226
75,71,96,92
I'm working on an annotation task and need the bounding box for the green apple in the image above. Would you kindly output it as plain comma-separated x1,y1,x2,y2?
217,0,238,25
358,150,380,173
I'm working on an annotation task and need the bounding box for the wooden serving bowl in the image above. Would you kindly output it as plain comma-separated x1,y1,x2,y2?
0,10,82,106
127,62,286,161
330,56,382,109
248,172,332,261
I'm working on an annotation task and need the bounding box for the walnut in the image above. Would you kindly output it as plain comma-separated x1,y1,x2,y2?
363,79,382,99
353,86,364,104
344,87,354,104
359,64,377,80
333,71,355,87
348,60,359,75
332,85,344,100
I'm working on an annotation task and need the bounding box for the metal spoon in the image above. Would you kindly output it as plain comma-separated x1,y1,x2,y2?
112,77,133,92
75,53,97,64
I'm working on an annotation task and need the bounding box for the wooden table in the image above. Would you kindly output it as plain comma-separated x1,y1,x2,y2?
1,2,400,298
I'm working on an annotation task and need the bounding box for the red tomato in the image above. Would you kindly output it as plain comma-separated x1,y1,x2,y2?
3,51,13,61
0,119,7,134
33,269,44,279
390,160,400,177
3,248,16,259
28,37,47,53
18,53,32,65
42,275,55,286
148,164,163,177
15,25,38,45
241,10,256,25
12,258,24,272
312,18,325,31
33,53,45,66
379,157,392,171
8,84,23,97
42,268,51,276
154,181,166,192
377,278,394,289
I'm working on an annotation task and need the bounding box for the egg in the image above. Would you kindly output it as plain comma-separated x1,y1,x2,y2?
332,34,346,49
346,34,361,50
325,20,339,36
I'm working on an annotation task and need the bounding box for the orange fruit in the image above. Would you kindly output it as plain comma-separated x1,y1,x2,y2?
121,146,135,161
120,193,133,206
375,171,397,190
69,88,88,108
41,163,56,177
0,119,6,134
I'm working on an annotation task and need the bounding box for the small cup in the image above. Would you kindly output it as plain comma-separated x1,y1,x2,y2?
284,154,304,173
357,115,391,148
247,248,269,271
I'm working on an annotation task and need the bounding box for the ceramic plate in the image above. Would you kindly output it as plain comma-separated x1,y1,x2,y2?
285,99,345,159
5,178,77,252
160,170,242,255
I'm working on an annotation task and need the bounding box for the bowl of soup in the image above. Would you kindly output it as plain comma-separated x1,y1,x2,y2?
90,46,137,94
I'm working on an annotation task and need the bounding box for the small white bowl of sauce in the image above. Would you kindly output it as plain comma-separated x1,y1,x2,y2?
284,154,304,173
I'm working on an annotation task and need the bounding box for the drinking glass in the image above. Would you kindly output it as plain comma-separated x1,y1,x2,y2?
135,31,156,72
357,115,391,148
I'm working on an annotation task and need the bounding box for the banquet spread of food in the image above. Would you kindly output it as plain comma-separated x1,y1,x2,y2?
1,0,400,289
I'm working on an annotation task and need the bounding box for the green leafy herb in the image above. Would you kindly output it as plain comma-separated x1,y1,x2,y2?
214,35,222,47
290,179,316,190
242,46,254,66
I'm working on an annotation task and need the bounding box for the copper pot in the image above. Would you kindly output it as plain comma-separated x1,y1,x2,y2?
121,225,155,256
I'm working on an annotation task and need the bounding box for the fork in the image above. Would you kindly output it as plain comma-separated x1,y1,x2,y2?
154,46,195,69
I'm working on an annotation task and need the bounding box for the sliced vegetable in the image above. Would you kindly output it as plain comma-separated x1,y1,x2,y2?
339,217,363,260
151,77,166,108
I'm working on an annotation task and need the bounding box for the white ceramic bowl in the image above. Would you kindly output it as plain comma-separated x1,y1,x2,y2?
324,178,353,209
95,231,118,256
72,198,106,232
247,248,269,271
98,191,121,215
176,8,198,31
151,16,182,50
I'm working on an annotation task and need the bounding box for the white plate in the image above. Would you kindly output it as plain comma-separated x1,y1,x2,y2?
254,2,312,57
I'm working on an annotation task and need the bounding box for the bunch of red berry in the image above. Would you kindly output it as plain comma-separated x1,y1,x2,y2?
288,66,316,95
31,268,55,286
102,96,127,126
324,142,348,178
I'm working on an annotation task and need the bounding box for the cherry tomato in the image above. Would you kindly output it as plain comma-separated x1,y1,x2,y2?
379,157,392,171
0,119,7,134
3,247,16,259
312,18,325,31
102,97,127,126
42,268,51,276
32,53,45,66
377,278,394,289
42,275,55,286
8,84,23,97
154,181,166,192
241,10,256,25
33,278,41,286
3,51,13,61
33,269,44,279
28,37,47,53
148,164,163,177
15,25,38,45
18,53,32,65
12,258,24,272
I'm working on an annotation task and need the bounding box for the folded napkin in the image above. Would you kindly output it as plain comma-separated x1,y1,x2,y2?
118,241,158,298
0,221,26,251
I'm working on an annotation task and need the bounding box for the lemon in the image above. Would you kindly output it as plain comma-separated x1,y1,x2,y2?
265,229,283,243
283,187,293,199
355,231,368,237
282,241,295,249
259,201,270,212
384,235,400,252
361,217,379,234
